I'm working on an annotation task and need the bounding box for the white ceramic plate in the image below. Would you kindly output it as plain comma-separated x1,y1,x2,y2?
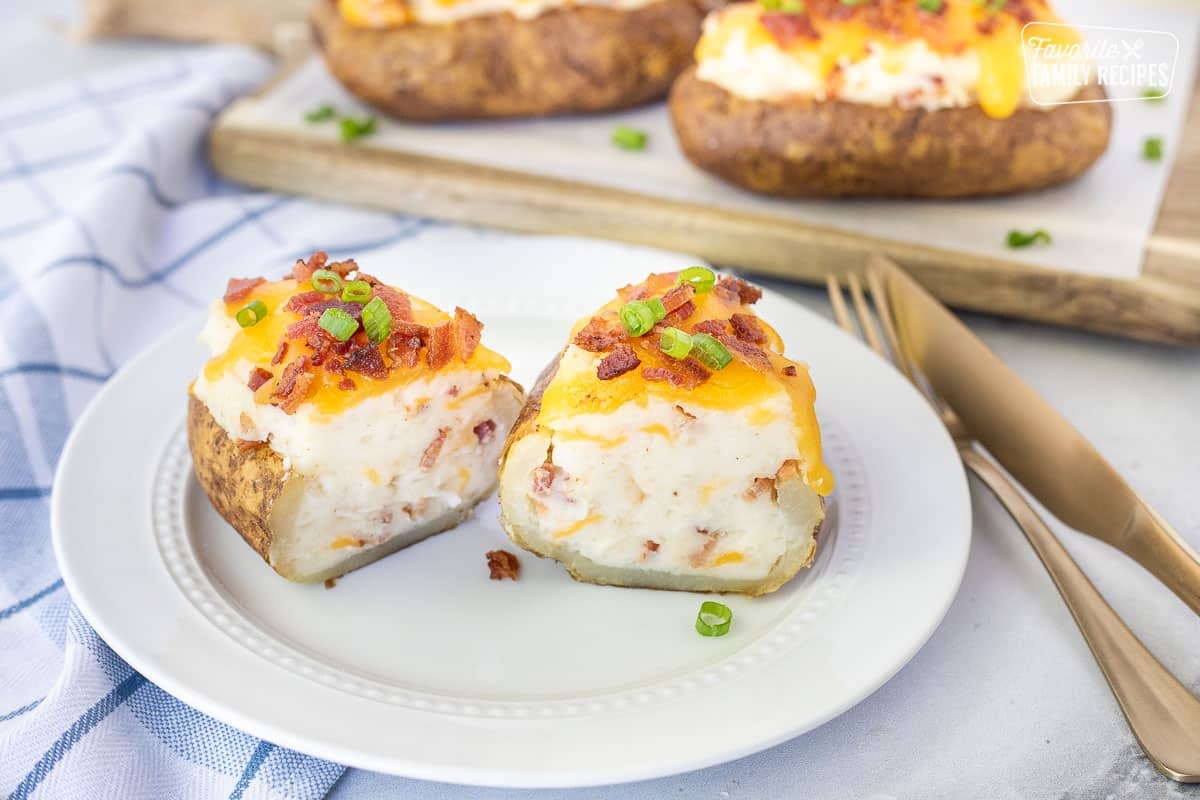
52,234,970,788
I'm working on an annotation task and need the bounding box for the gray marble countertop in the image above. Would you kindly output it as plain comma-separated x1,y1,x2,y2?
10,3,1199,798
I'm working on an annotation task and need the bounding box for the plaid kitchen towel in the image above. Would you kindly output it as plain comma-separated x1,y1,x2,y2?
0,44,441,800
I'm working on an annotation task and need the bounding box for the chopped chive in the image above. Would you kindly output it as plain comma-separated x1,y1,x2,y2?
690,333,733,371
235,299,268,328
1006,229,1052,248
840,0,872,5
318,307,359,342
1144,136,1164,161
341,280,372,304
339,115,377,143
659,327,693,359
695,601,733,637
646,297,667,323
1142,87,1167,102
917,0,942,11
311,269,344,294
612,125,648,151
362,296,392,345
778,0,803,10
678,266,715,294
304,104,336,123
620,300,658,337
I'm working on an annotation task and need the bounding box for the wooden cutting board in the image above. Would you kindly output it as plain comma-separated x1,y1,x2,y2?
210,62,1200,346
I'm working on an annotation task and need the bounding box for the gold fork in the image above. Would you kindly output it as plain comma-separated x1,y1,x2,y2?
827,267,1200,783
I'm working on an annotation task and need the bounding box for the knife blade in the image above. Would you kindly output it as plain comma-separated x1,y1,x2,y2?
878,258,1200,615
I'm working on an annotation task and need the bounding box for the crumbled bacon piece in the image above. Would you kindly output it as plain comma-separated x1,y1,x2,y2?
391,319,429,342
389,335,424,369
486,550,521,581
236,438,265,451
617,282,654,301
783,365,797,377
426,322,456,370
596,344,640,380
285,315,326,342
532,464,559,495
719,333,773,372
324,578,338,590
730,313,767,344
420,427,450,469
661,300,696,327
642,363,707,389
453,307,482,362
660,284,695,313
223,277,264,304
292,251,328,282
691,319,728,337
374,285,413,322
644,540,660,553
675,404,696,421
283,290,328,314
338,377,356,391
247,367,273,392
759,12,819,47
272,355,315,414
690,528,721,568
304,298,364,321
345,344,388,380
271,340,288,366
716,275,763,305
573,315,625,353
473,419,496,444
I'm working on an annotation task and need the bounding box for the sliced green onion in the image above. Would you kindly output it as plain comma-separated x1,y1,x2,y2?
917,0,941,11
620,301,658,337
695,601,733,637
304,103,336,123
341,280,372,304
339,115,377,143
646,297,667,323
318,307,359,342
659,327,693,359
235,299,268,328
778,0,803,10
1005,229,1052,249
1144,136,1164,161
362,296,392,345
678,266,715,294
612,125,648,151
1143,87,1167,102
311,269,344,294
690,333,733,371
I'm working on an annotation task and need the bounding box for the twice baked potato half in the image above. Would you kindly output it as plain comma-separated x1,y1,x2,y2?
189,252,524,583
498,268,832,596
311,0,707,120
670,0,1111,198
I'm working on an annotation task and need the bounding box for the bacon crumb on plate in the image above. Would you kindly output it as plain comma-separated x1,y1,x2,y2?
486,549,521,581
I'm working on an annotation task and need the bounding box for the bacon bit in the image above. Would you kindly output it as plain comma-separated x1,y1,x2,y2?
730,313,768,344
303,298,364,320
272,355,315,414
374,285,413,322
283,290,328,314
253,379,276,405
596,344,640,380
338,377,356,391
661,300,696,327
660,284,695,313
292,251,328,282
716,275,763,306
691,319,728,337
420,427,450,469
674,404,696,421
453,307,482,363
327,258,359,277
719,333,773,372
391,319,429,341
745,477,777,502
617,282,654,301
236,438,265,452
223,277,264,304
271,340,288,366
247,367,273,391
760,12,819,47
532,464,559,495
486,549,521,581
286,315,326,342
573,315,626,353
690,528,721,568
473,419,496,444
783,365,797,377
389,335,423,369
426,322,456,370
642,364,706,389
324,578,338,590
976,16,998,35
345,344,388,379
644,540,660,552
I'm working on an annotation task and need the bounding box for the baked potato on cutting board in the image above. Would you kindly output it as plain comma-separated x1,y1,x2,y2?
498,268,831,596
669,0,1111,197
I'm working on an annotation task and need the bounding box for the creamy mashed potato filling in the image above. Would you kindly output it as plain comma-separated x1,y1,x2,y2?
338,0,658,26
695,0,1086,118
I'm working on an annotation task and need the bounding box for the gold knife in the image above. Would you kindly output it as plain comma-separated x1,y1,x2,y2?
880,258,1200,615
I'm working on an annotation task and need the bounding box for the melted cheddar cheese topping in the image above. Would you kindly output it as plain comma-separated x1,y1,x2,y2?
537,273,834,496
204,279,510,418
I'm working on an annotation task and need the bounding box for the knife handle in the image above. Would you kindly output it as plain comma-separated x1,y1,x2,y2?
1115,501,1200,618
959,447,1200,783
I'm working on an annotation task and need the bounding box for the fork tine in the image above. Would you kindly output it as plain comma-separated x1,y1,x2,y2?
824,274,855,336
846,273,885,357
865,266,914,382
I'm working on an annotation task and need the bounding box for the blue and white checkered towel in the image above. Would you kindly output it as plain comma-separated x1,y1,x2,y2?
0,45,449,800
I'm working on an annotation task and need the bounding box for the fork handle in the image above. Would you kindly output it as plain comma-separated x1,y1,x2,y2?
960,447,1200,783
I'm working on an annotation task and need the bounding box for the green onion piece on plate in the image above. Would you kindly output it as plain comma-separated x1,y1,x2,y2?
695,601,733,637
620,300,658,336
678,265,715,294
235,299,268,328
362,296,392,345
1005,229,1052,249
311,269,344,294
341,280,372,304
659,327,693,359
339,115,377,143
1144,136,1164,161
612,125,648,151
1143,87,1167,102
690,332,733,370
304,104,336,123
318,307,359,342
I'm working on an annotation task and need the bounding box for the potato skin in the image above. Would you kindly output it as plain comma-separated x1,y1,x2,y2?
311,0,706,120
669,65,1112,198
